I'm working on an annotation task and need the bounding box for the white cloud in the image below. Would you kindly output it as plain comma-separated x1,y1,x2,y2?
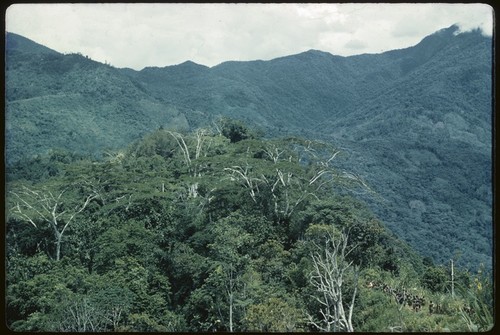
5,3,493,70
344,39,367,51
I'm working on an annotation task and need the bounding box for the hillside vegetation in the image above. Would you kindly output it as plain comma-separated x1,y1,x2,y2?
5,25,492,273
6,125,493,332
6,33,187,164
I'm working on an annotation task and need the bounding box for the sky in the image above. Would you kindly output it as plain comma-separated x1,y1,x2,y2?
5,3,494,70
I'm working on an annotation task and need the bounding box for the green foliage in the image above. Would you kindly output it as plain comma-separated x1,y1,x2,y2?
6,29,492,272
5,125,491,332
217,117,256,142
243,297,306,331
127,129,177,158
456,264,494,331
422,265,449,293
93,220,160,273
354,288,399,332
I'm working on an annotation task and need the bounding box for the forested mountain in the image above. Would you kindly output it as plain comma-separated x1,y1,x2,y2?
5,25,492,273
5,33,188,165
5,125,493,331
316,26,493,268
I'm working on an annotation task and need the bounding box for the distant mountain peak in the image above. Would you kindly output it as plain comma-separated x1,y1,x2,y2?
140,60,208,73
304,49,331,55
299,49,336,58
177,60,208,68
6,31,60,55
433,23,489,39
435,24,460,35
287,49,338,61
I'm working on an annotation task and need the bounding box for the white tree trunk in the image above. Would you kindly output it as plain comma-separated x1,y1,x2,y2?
10,185,99,261
308,230,358,332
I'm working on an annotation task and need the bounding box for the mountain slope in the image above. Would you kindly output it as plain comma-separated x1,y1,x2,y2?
4,26,492,268
124,49,365,133
6,32,59,56
5,37,188,164
315,26,492,267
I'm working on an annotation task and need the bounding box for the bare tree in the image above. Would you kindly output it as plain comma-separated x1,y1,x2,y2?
167,129,212,198
55,294,128,332
224,165,261,204
308,230,359,332
57,297,106,332
167,129,212,172
225,164,331,220
166,130,192,167
225,265,236,332
263,144,285,163
194,128,210,160
9,183,100,261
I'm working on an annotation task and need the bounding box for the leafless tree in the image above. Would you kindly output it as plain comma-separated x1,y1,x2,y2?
224,164,332,220
167,129,212,195
194,128,210,160
263,144,285,163
57,297,106,332
56,295,128,332
308,230,359,332
9,183,100,261
224,165,261,204
167,130,192,167
225,265,236,332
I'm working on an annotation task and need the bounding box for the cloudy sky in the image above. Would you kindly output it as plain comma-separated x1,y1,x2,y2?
6,3,493,70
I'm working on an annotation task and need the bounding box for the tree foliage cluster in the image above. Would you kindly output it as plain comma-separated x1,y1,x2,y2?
6,124,492,332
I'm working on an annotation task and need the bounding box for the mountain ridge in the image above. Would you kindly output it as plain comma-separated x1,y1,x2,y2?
6,32,60,56
5,26,492,269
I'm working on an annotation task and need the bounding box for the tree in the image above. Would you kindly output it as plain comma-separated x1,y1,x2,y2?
422,265,448,293
9,183,100,261
308,229,359,332
217,117,255,143
205,215,254,332
53,295,107,332
243,297,305,331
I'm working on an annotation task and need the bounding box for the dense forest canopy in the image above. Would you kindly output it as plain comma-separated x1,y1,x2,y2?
5,27,492,271
5,25,493,332
5,123,493,332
